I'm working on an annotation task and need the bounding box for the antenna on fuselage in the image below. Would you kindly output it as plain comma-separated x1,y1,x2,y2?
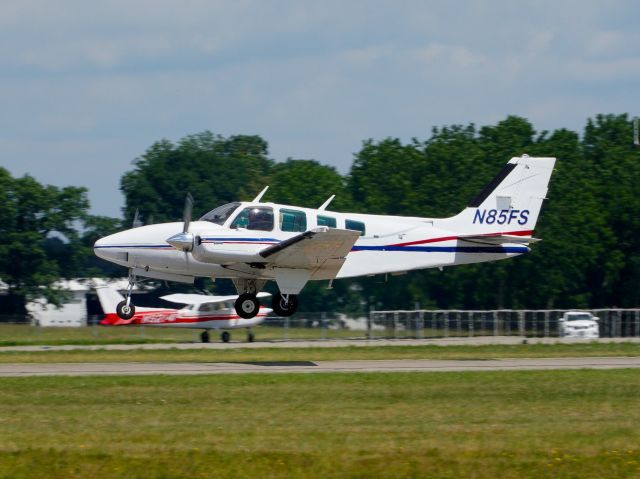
132,209,143,228
318,195,335,211
252,186,269,202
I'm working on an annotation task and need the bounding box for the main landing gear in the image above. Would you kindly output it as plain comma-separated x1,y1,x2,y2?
235,293,260,319
233,278,266,319
233,291,298,318
212,330,255,343
272,293,298,317
116,274,136,320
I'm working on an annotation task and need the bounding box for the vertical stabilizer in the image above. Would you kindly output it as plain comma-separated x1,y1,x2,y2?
440,156,556,235
95,286,125,314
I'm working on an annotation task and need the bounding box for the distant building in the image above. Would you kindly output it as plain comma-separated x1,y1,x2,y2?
26,278,136,327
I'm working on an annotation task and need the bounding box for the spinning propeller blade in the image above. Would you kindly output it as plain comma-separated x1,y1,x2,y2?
183,193,193,233
166,193,195,252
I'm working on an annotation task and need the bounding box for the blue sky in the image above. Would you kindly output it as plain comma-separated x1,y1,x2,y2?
1,0,638,217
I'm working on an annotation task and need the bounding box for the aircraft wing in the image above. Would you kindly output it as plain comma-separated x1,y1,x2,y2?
161,292,271,305
458,233,541,245
259,227,361,279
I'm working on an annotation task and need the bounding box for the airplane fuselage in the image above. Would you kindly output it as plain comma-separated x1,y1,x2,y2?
94,205,528,282
101,303,269,329
93,156,555,319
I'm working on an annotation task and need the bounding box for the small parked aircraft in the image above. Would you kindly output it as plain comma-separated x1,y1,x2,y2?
94,155,556,320
96,286,271,342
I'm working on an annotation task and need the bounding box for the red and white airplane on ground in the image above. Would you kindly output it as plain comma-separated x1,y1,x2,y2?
96,286,271,343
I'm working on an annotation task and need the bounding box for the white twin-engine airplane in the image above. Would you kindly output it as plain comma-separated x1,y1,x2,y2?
94,155,556,320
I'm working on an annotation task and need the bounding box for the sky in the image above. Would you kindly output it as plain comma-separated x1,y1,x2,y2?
1,0,639,218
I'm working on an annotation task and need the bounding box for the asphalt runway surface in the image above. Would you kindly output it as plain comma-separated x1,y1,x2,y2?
2,336,639,353
2,357,640,377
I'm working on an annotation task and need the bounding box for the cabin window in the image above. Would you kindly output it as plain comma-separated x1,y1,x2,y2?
317,215,337,228
345,219,366,236
230,206,274,231
280,208,307,232
199,303,215,312
199,202,240,225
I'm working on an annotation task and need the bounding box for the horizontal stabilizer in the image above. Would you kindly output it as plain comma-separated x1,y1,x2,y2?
161,292,271,305
458,234,541,246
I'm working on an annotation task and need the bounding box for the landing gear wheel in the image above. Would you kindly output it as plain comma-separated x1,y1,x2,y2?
247,331,255,343
221,331,231,343
235,293,259,319
116,300,135,320
201,331,210,343
272,293,298,317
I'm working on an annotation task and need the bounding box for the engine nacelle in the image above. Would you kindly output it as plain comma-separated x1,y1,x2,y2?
191,241,265,264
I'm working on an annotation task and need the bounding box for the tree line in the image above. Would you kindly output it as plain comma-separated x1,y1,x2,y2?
1,114,638,313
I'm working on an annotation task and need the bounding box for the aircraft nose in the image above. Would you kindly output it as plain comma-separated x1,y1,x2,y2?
94,232,129,265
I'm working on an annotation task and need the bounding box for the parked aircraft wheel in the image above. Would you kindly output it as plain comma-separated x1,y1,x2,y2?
116,300,135,320
235,293,259,319
201,331,210,343
221,331,231,343
247,331,255,343
272,293,298,317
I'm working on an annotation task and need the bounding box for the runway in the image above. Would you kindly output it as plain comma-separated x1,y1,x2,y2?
2,357,640,376
2,336,640,353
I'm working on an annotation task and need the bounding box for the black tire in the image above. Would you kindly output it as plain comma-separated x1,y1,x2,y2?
235,293,259,319
201,331,210,343
116,300,135,320
272,293,298,317
221,331,231,343
247,331,255,343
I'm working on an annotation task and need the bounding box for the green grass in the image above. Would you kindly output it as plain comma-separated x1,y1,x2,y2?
1,370,640,478
0,342,640,364
0,324,370,346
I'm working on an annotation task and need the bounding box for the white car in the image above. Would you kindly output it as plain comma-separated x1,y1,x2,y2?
559,312,600,339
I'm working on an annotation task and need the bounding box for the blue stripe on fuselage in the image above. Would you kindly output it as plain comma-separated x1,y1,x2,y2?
94,244,172,249
95,242,528,254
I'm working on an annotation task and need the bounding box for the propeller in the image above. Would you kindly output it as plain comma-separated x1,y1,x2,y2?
183,193,193,234
167,193,195,252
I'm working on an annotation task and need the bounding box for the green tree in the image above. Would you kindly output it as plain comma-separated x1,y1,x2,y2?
114,115,639,311
266,159,351,210
120,132,273,224
0,169,91,309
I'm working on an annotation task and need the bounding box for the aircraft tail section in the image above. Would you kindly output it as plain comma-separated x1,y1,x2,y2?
441,155,556,237
95,286,125,314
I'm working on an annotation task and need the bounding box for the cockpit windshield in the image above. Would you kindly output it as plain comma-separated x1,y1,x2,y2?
199,202,240,225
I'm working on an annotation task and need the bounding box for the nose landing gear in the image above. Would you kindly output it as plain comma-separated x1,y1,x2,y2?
116,301,135,320
116,274,136,320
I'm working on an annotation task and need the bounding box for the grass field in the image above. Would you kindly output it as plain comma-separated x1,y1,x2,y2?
0,323,372,345
1,370,640,478
1,342,640,364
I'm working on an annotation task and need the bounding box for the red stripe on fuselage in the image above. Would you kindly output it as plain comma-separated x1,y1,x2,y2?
390,230,534,247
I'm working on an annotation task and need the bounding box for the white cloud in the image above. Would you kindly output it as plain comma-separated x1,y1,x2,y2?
411,44,486,68
586,30,640,58
0,0,638,217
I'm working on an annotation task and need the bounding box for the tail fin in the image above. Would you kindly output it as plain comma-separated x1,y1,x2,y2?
95,286,125,314
441,155,556,235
